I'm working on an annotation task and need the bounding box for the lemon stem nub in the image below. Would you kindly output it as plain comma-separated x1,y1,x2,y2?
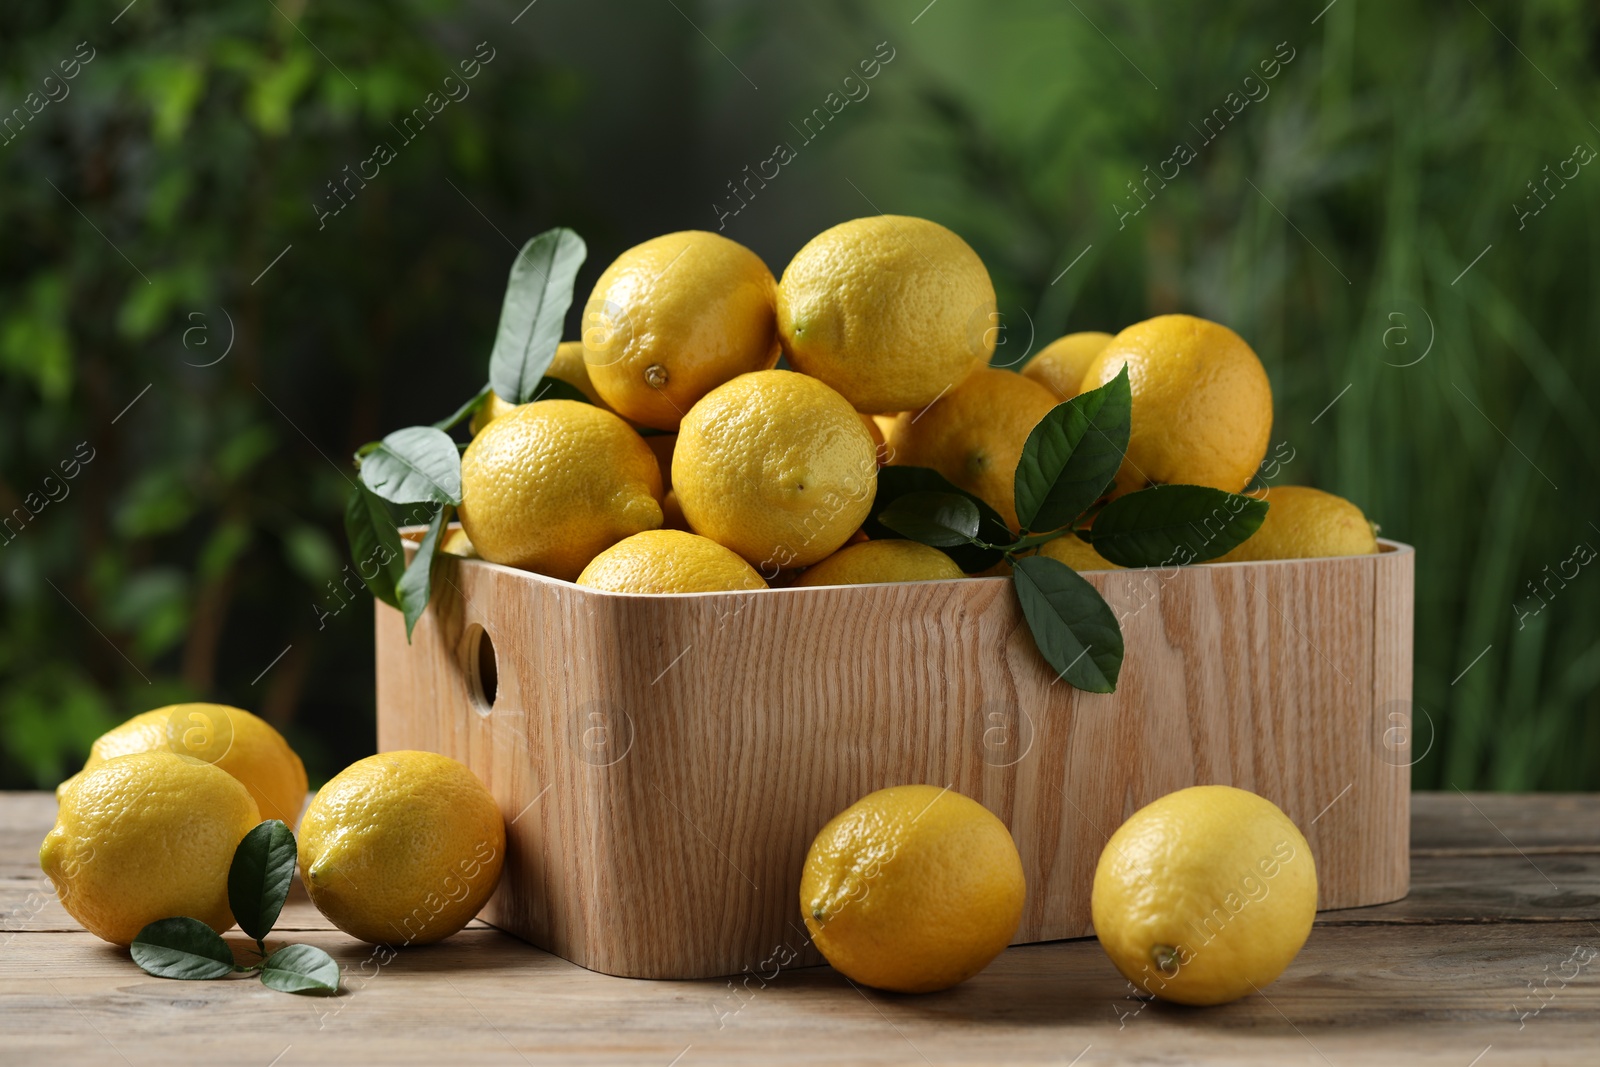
644,363,669,389
1151,944,1181,976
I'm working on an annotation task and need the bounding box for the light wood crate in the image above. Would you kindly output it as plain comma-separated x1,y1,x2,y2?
376,534,1413,979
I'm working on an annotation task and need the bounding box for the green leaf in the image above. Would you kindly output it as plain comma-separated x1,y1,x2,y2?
358,426,462,506
434,385,492,431
488,228,588,404
259,944,340,995
343,484,404,609
398,504,452,641
1011,556,1124,692
879,492,981,547
866,467,1008,573
1014,366,1130,533
228,820,297,942
1090,485,1269,568
130,917,236,980
528,376,592,404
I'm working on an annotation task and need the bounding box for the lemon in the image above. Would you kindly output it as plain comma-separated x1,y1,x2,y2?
582,231,779,431
1080,315,1272,495
468,391,517,437
41,751,261,945
459,399,663,581
1022,331,1114,400
796,540,964,587
577,529,768,593
885,367,1059,531
1038,533,1120,572
66,704,307,827
1092,785,1317,1006
1215,485,1379,562
439,526,477,558
674,370,877,570
802,785,1025,993
777,216,995,413
298,751,505,946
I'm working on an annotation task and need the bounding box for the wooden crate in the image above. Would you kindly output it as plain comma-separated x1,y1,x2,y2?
376,535,1413,979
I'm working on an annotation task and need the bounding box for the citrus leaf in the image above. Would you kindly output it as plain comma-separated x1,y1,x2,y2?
433,385,493,431
866,466,1007,573
260,944,340,995
879,492,981,547
358,426,462,506
130,917,236,980
398,504,451,641
488,228,587,405
1014,365,1130,533
228,820,297,942
343,484,404,609
1011,555,1124,692
1090,484,1269,567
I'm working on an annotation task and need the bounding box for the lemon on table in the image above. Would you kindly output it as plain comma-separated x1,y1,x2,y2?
1038,533,1120,572
298,751,506,946
439,526,477,558
65,703,308,827
1080,315,1272,496
41,751,261,945
777,215,995,413
1022,331,1114,400
885,367,1059,531
577,529,768,593
1215,485,1379,562
801,785,1025,994
673,370,877,570
796,540,964,587
1092,785,1317,1006
582,231,779,431
459,399,663,581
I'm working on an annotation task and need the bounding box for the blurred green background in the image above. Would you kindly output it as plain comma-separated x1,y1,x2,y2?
2,1,1596,791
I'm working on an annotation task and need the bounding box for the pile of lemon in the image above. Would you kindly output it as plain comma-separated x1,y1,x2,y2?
41,704,501,950
452,216,1377,591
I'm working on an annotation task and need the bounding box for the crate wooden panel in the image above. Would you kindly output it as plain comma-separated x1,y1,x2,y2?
376,536,1413,979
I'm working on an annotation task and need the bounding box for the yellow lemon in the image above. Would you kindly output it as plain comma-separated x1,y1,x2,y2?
67,704,307,827
582,231,779,431
1092,785,1317,1006
1022,331,1114,400
777,215,995,413
459,399,662,581
801,785,1025,993
577,529,768,593
468,391,517,437
439,526,477,558
297,751,505,946
41,751,260,945
1080,315,1272,495
796,540,964,587
1215,485,1379,562
1038,534,1120,572
674,370,877,571
885,367,1059,531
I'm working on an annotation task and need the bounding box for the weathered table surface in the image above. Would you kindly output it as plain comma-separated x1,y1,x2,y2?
3,791,1597,1065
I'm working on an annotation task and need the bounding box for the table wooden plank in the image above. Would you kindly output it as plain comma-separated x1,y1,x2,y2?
4,792,1599,1065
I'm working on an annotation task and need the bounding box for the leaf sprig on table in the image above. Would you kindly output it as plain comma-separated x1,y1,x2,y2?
130,820,339,996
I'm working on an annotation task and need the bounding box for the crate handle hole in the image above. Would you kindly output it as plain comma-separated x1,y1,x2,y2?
467,624,498,716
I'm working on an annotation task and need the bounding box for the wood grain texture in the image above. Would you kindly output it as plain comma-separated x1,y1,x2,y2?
376,539,1415,979
5,794,1598,1065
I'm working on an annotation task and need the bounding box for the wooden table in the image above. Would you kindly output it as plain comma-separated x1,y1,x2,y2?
3,792,1597,1065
